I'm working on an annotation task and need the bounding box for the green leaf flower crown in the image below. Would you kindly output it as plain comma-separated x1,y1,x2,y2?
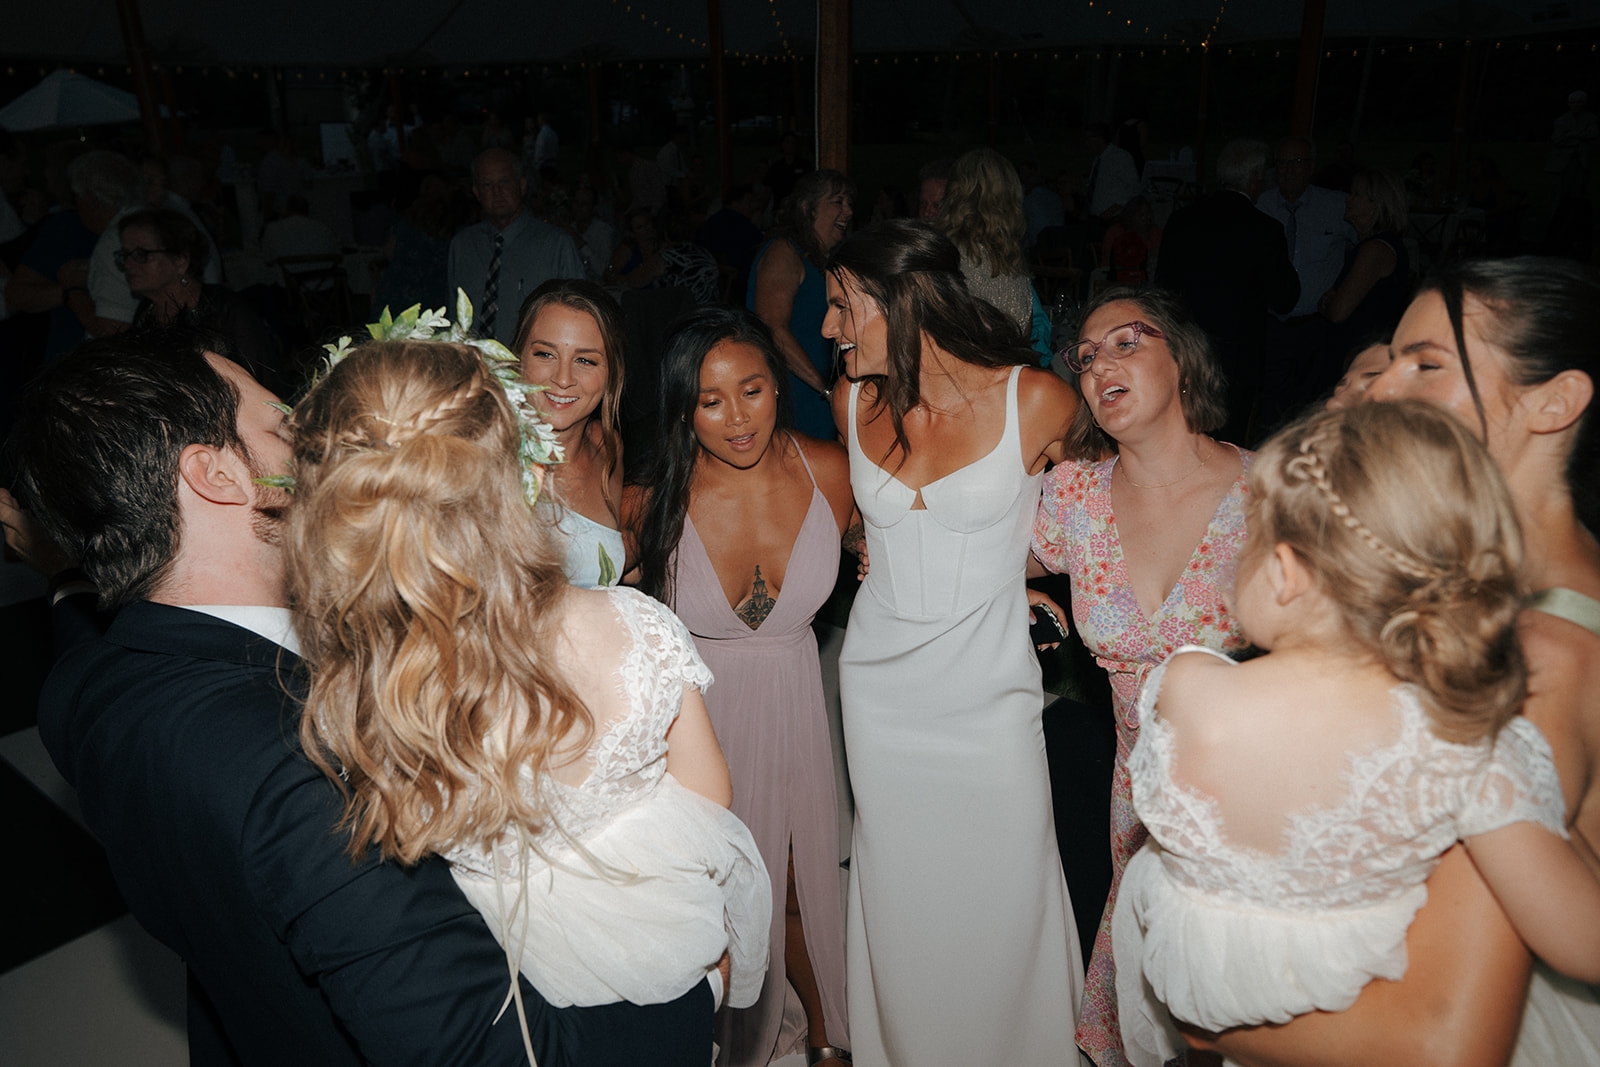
255,290,563,506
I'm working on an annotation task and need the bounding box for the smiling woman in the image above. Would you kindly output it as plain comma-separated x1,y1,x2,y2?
820,219,1083,1065
748,169,857,439
512,279,628,588
627,307,857,1067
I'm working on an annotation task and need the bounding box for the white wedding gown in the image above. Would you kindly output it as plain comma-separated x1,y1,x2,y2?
840,367,1083,1066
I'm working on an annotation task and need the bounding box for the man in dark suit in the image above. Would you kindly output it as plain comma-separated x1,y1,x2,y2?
3,327,714,1066
1155,139,1300,445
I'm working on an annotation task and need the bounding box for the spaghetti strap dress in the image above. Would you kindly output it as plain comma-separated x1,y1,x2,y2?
673,436,851,1064
840,366,1083,1066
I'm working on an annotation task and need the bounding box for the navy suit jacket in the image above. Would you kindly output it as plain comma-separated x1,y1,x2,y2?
39,599,711,1065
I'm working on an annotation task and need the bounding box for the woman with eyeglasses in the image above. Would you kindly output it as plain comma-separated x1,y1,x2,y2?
118,207,288,396
1028,285,1251,1067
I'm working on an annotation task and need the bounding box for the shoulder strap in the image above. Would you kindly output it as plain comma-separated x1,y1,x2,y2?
788,431,820,489
1526,587,1600,639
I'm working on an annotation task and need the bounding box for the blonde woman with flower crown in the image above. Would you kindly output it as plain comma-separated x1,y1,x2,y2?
1111,401,1600,1067
285,333,770,1051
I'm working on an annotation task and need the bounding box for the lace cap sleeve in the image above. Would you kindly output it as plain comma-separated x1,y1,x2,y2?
612,587,714,694
1458,716,1569,840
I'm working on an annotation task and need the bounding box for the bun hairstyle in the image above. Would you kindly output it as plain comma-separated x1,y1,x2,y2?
287,339,589,865
1249,401,1526,743
1423,257,1600,533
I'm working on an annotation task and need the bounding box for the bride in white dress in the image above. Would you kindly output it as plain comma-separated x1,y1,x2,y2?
284,338,769,1036
821,219,1084,1066
1114,402,1600,1067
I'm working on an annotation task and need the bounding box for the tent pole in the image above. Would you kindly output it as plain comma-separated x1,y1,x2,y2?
113,0,164,152
708,0,731,194
816,0,850,173
1290,0,1327,137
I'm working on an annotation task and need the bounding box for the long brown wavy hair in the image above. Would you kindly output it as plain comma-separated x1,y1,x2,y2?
286,339,591,864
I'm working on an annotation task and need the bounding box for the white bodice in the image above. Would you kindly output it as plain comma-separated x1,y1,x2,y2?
848,365,1041,620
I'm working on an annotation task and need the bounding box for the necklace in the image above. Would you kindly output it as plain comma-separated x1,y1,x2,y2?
1120,439,1213,489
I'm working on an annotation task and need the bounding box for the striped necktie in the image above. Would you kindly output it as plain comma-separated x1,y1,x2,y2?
482,232,503,338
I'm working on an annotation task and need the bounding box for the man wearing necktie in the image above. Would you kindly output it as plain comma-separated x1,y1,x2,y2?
447,148,585,347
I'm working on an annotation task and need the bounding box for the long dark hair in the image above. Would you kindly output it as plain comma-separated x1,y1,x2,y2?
825,218,1033,467
633,307,794,607
1424,257,1600,532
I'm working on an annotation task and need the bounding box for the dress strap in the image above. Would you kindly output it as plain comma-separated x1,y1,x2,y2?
847,378,863,457
1526,587,1600,639
788,431,820,490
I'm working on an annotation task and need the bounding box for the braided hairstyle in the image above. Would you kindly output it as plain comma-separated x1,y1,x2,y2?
286,339,590,864
1248,401,1526,742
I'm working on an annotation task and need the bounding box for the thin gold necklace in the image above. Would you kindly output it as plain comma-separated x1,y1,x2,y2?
1120,440,1212,489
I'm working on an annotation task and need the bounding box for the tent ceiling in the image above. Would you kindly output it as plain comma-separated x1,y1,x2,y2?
7,0,1598,67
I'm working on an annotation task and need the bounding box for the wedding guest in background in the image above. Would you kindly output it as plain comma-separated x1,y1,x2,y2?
934,148,1035,334
748,169,854,439
1319,167,1411,373
1157,139,1299,445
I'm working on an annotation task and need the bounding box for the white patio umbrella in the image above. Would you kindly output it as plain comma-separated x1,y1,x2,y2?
0,69,166,132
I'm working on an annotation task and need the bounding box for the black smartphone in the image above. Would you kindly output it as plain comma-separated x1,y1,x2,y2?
1029,602,1067,648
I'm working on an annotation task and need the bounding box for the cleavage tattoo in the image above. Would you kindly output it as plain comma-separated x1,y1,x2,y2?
735,565,777,629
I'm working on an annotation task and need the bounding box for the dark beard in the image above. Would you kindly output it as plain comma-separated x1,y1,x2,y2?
241,450,291,547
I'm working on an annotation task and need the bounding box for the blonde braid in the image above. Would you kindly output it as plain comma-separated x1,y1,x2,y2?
1282,425,1444,583
330,366,491,454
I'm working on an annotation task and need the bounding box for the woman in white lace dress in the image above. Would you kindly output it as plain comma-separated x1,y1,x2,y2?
285,339,770,1033
1114,402,1600,1067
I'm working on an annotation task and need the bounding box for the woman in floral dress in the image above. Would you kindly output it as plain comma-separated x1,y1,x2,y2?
1029,287,1252,1067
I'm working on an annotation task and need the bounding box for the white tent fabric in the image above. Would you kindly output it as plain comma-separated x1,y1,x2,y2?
0,69,167,131
4,0,1598,68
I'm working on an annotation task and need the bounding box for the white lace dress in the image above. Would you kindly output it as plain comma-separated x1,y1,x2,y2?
1112,646,1568,1067
445,587,771,1009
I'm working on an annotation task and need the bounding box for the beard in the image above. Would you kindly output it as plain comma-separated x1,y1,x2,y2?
241,449,291,547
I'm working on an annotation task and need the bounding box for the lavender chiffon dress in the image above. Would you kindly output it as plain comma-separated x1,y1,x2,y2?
672,439,850,1064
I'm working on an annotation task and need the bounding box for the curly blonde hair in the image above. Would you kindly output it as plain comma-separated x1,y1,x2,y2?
934,147,1027,277
286,339,590,864
1248,401,1526,743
